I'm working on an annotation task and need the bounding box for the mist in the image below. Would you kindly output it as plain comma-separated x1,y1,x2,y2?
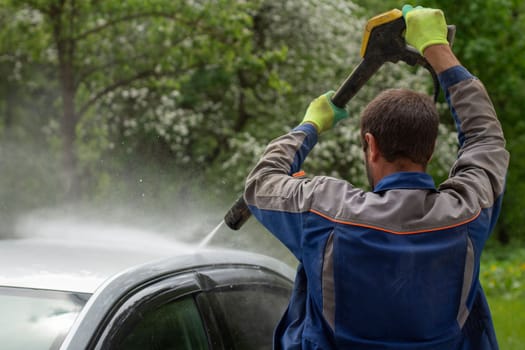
0,137,295,266
11,201,295,266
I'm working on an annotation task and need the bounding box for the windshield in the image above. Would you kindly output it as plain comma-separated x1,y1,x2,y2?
0,286,89,350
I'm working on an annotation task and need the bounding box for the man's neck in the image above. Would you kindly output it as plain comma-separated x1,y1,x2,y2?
373,158,426,186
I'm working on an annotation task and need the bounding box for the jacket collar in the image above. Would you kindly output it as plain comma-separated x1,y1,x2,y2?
373,172,437,193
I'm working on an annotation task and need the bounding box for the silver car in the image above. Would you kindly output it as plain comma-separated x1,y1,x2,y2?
0,235,294,349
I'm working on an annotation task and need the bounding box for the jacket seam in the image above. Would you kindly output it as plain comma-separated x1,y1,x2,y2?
309,208,481,235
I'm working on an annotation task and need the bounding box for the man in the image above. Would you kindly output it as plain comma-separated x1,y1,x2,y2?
244,4,509,350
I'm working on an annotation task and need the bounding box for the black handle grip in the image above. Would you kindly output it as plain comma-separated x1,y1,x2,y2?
332,24,456,108
331,59,384,108
224,196,251,230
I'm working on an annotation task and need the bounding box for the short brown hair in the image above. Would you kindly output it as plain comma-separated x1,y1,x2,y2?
360,89,439,166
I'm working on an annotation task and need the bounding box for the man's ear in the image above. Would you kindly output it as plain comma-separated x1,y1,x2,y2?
364,132,380,162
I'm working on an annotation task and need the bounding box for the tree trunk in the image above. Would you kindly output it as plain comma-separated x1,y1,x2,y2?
52,2,80,199
4,81,15,133
59,61,79,198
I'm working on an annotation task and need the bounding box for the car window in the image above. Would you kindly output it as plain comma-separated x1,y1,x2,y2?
204,285,290,350
0,286,89,350
91,266,292,350
114,296,208,350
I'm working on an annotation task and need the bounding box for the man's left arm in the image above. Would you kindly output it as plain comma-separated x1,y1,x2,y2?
244,92,348,259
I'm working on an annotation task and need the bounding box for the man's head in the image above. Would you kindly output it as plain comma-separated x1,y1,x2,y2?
360,88,440,188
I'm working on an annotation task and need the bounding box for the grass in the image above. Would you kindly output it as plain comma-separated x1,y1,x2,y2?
481,244,525,349
487,296,525,350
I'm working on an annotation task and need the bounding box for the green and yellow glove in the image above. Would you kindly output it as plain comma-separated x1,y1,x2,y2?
300,91,348,133
402,4,448,54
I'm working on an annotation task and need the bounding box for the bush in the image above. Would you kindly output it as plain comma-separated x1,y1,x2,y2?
481,246,525,299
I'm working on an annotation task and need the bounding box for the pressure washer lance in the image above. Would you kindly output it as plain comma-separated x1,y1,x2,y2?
224,9,456,231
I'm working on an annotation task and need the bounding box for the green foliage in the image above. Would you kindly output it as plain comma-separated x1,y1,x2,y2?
0,0,457,228
481,247,525,299
481,244,525,347
487,296,525,350
205,1,457,194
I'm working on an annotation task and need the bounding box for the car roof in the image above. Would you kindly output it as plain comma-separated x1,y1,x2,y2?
0,236,189,293
59,238,296,349
0,234,295,294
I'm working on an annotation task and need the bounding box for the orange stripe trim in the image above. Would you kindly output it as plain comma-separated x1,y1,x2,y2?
292,170,306,178
309,208,482,235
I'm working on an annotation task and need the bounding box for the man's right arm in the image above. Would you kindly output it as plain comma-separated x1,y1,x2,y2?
404,5,509,223
424,45,508,206
423,44,460,74
437,63,509,210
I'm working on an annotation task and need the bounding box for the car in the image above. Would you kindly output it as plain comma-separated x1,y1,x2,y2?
0,231,295,349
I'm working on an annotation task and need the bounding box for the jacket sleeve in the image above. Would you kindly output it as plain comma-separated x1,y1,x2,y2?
438,66,509,228
243,123,329,258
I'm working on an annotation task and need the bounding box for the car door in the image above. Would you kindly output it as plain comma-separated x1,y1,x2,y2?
91,264,292,350
196,266,292,349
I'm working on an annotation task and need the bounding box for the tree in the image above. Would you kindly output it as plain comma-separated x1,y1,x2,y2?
209,0,456,195
0,0,458,232
1,0,257,197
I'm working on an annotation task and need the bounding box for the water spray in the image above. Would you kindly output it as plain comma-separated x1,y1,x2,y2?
197,220,225,248
198,196,250,248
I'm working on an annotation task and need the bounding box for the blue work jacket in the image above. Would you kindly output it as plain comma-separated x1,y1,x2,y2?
244,66,509,349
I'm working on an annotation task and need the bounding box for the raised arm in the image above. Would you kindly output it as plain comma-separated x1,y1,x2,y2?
404,5,509,217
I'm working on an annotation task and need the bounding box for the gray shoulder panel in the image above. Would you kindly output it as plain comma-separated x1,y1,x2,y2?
309,179,480,234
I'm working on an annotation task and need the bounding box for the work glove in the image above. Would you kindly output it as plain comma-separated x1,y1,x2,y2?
402,4,448,54
300,91,348,133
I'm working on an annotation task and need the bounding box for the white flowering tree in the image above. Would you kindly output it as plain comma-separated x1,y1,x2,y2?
207,0,457,194
0,0,457,207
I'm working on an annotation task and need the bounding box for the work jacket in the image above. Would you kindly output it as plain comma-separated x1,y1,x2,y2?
244,66,509,350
